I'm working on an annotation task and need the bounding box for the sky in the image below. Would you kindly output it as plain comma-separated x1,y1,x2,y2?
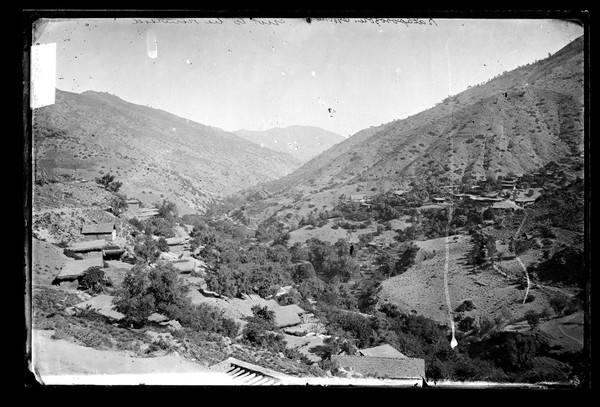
33,17,584,137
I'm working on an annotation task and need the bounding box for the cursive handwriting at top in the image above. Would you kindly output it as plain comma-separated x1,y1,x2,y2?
132,17,286,26
131,17,436,27
316,17,438,26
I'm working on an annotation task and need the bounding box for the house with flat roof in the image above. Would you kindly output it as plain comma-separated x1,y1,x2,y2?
81,222,116,242
491,199,523,211
53,256,105,283
358,344,408,359
349,194,366,203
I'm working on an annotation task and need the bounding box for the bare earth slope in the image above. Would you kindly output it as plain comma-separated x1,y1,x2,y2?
238,36,584,225
33,89,302,214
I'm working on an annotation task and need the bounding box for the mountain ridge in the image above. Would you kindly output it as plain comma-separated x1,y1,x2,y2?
33,89,302,215
233,36,584,226
235,125,346,163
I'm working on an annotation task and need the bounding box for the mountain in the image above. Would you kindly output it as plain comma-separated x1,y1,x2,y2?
32,89,302,214
235,36,585,225
235,126,346,163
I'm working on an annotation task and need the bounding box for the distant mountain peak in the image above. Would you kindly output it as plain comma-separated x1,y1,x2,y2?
235,125,345,163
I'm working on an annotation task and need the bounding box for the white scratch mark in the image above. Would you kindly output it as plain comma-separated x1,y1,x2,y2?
146,29,158,59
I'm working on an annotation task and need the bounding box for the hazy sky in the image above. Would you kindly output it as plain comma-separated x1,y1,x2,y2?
33,17,583,137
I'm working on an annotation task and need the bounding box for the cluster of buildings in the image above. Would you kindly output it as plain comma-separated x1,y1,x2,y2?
53,222,124,284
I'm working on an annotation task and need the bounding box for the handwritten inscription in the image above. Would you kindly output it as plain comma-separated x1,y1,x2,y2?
316,17,438,26
132,18,286,26
131,17,436,27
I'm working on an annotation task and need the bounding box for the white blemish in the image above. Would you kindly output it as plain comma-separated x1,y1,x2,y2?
146,29,158,59
311,70,316,78
30,42,56,109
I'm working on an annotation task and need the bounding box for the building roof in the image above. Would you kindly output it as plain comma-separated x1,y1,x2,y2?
358,344,407,359
125,198,141,204
72,294,125,321
81,223,115,235
332,355,425,379
209,357,291,385
69,239,108,252
165,237,190,246
491,200,523,210
55,257,104,281
350,194,366,201
171,259,196,273
273,304,305,328
515,197,538,203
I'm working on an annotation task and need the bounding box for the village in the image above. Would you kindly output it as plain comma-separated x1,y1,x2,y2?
32,156,583,387
38,188,434,385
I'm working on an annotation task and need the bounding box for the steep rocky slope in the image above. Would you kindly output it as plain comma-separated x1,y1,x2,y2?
33,90,301,214
237,36,584,225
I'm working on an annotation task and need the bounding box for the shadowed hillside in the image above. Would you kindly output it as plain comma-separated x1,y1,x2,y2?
33,90,302,214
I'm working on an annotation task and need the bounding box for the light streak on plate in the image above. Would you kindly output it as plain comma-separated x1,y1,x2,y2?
514,211,531,304
443,100,457,349
444,206,458,349
147,29,158,59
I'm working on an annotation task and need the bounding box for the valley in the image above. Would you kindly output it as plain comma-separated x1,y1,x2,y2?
28,34,587,387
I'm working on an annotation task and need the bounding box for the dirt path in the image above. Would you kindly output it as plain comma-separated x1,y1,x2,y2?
557,313,584,345
32,329,215,382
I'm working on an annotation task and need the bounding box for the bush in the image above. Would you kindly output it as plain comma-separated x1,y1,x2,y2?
524,310,540,329
113,263,189,327
95,173,123,193
78,267,111,294
455,300,476,312
548,293,569,316
458,316,476,332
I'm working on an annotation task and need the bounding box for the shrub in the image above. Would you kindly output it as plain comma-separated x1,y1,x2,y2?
548,293,570,316
78,267,111,294
113,263,189,327
458,316,476,332
456,300,476,312
524,310,540,329
95,173,123,193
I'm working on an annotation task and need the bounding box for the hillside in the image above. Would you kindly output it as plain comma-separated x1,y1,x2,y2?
234,36,584,226
235,126,345,163
32,90,302,215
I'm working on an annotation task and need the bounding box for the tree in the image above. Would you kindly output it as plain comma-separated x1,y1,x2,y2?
134,235,161,264
250,305,275,328
156,237,169,252
113,263,189,327
524,310,540,329
549,294,569,316
113,265,156,326
109,193,128,215
95,173,123,193
78,267,111,294
156,199,178,223
376,252,396,279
